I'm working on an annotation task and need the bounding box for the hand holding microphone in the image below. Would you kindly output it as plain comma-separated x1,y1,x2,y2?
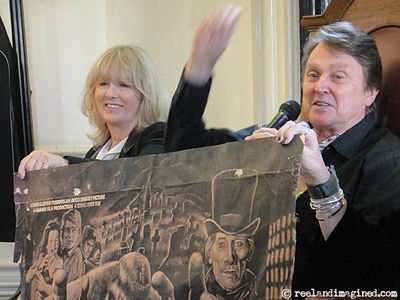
246,100,301,141
267,100,301,129
246,101,329,187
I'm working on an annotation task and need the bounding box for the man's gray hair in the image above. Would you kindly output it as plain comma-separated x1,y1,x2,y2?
302,21,382,92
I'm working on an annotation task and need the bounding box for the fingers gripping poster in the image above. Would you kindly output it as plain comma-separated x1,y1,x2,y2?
14,138,303,300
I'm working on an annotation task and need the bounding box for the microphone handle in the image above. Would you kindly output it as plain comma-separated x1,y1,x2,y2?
266,111,289,129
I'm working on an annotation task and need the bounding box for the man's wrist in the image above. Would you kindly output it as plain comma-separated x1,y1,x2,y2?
307,167,340,199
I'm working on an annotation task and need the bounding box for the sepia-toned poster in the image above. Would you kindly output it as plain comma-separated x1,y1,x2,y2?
14,138,303,300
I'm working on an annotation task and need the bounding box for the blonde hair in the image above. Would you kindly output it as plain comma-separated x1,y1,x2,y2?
81,45,167,147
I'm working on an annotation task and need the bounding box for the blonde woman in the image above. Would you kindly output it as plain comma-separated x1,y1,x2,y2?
18,45,167,179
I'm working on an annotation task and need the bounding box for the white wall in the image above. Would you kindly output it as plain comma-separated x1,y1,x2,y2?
23,0,107,152
0,0,11,41
103,0,255,131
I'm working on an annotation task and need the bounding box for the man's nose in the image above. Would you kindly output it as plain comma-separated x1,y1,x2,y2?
314,75,330,94
223,241,237,263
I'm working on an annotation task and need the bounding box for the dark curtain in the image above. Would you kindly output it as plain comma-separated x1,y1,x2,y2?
0,17,18,241
0,1,33,242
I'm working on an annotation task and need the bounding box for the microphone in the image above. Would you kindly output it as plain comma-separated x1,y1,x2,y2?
234,100,301,139
267,100,301,129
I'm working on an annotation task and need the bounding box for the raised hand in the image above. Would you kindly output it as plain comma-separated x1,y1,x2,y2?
184,3,242,86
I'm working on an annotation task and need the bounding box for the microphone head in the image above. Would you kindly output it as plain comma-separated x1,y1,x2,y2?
279,100,301,122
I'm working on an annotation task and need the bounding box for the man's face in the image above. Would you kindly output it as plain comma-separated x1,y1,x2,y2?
208,232,250,290
62,220,81,251
302,43,378,137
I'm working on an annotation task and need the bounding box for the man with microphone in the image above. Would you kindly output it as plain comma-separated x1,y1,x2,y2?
165,3,400,295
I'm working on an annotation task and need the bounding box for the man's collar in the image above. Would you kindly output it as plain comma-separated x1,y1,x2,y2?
329,112,375,159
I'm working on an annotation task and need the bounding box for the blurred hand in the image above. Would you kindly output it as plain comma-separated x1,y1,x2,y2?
184,3,242,86
18,150,68,180
245,127,277,140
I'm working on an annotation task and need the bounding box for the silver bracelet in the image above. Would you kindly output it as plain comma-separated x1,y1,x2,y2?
310,188,344,211
310,188,346,220
315,198,347,221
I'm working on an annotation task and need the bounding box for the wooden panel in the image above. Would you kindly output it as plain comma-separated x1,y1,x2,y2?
301,0,354,31
301,0,400,32
371,27,400,135
342,0,400,33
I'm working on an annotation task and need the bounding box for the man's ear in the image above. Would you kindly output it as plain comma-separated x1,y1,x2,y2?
365,86,379,107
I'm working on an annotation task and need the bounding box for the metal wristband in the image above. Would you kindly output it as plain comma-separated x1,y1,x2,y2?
310,188,344,212
307,167,340,199
310,188,345,208
315,198,347,221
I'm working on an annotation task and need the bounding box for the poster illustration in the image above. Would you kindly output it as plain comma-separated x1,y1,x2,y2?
14,138,303,300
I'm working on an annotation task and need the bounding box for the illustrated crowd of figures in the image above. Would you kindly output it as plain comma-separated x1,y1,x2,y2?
20,169,295,299
24,190,204,299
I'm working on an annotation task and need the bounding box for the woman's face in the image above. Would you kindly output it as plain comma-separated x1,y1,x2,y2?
46,229,60,257
95,78,142,134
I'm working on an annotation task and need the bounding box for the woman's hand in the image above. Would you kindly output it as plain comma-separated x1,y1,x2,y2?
184,3,242,86
18,150,68,180
245,127,277,140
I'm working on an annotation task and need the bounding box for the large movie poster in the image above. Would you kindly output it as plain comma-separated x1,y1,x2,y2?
14,138,302,300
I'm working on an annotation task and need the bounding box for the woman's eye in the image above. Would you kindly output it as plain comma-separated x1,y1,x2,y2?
119,83,131,88
98,82,108,87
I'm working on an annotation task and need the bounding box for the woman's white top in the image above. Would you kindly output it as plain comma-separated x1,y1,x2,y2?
95,137,128,160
